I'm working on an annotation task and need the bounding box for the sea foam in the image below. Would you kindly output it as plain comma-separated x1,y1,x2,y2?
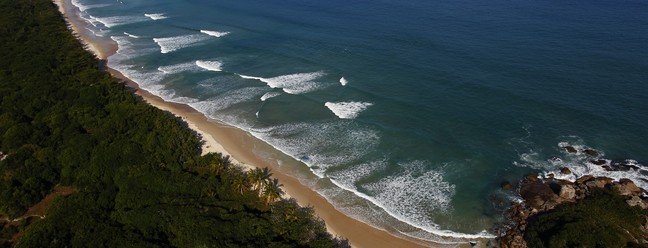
157,62,199,74
514,139,648,191
123,32,140,38
153,34,209,54
195,60,223,72
200,30,230,37
325,101,373,119
144,13,168,20
239,72,325,94
92,15,148,28
340,77,348,86
71,0,110,11
260,92,282,101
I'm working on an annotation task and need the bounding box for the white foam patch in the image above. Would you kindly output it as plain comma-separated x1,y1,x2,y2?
123,32,140,38
153,34,210,54
325,101,373,119
340,77,348,86
88,28,109,37
195,60,223,72
328,159,388,190
200,30,230,37
71,0,110,11
144,13,168,20
260,91,282,101
79,13,103,28
515,140,648,191
239,72,325,94
157,62,200,74
92,15,148,28
110,36,157,57
250,121,380,177
188,87,267,114
327,160,490,238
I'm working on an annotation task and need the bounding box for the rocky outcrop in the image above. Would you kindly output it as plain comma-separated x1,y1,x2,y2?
498,175,648,248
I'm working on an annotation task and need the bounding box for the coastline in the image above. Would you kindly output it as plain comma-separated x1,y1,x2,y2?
52,0,456,247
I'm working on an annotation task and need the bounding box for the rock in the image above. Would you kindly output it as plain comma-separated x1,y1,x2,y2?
560,167,571,175
558,184,576,200
614,178,642,196
590,159,607,165
501,181,514,190
626,196,648,209
520,183,559,210
575,175,594,185
585,177,613,189
563,146,578,154
610,160,640,171
546,173,555,179
583,149,599,157
525,174,539,183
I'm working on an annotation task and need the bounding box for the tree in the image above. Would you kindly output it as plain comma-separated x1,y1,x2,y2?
262,178,284,205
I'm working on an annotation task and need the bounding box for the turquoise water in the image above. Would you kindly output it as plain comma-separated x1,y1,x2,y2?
72,0,648,241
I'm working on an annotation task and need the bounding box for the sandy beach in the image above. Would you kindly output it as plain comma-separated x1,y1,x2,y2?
51,0,466,247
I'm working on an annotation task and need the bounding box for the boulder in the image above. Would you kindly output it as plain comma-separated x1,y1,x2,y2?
560,167,571,175
520,183,559,210
626,196,648,209
501,181,514,190
610,161,640,171
614,178,642,196
575,175,594,185
585,177,613,189
558,184,576,200
525,174,539,183
563,146,578,154
583,149,599,157
590,159,607,165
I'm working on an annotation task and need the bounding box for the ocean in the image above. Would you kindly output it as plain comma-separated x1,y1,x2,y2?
70,0,648,241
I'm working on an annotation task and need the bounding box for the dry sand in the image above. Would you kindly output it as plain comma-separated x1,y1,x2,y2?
51,0,469,246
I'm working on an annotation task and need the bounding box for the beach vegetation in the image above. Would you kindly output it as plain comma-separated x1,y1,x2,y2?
0,0,348,246
524,188,648,248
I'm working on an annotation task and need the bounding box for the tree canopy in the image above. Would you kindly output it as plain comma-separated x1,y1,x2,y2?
0,0,348,247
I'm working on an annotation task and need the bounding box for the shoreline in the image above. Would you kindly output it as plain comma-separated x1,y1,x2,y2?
53,0,453,247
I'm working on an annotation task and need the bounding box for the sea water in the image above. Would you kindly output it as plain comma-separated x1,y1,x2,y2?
70,0,648,241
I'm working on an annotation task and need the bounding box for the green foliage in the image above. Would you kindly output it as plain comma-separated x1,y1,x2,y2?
0,0,348,247
525,188,648,248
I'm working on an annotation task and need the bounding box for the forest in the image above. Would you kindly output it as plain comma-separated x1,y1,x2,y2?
0,0,348,246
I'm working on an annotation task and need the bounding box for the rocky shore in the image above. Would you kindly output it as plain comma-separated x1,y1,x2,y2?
498,171,648,247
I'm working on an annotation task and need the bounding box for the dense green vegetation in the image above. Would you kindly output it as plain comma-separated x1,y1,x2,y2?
0,0,347,246
525,188,648,248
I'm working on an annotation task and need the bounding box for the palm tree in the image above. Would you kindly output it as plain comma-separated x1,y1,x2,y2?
231,174,249,195
262,178,284,205
208,162,225,175
249,167,273,193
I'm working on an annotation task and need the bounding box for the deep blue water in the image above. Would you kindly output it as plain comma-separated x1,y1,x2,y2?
72,0,648,240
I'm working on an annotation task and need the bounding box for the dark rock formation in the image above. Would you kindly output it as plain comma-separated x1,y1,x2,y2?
501,181,514,190
562,146,577,154
498,175,648,247
583,149,599,157
560,167,571,175
590,159,607,165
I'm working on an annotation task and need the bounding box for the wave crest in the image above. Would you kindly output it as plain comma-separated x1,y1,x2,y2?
325,101,373,119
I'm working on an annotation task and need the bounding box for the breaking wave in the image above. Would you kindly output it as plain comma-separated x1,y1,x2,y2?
195,60,223,72
144,13,168,20
238,72,326,94
200,29,230,37
325,101,373,119
153,34,210,53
